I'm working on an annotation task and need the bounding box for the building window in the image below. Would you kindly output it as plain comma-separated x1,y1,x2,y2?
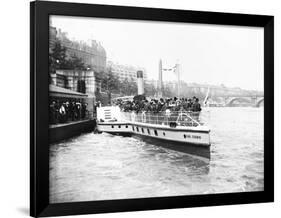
154,130,158,136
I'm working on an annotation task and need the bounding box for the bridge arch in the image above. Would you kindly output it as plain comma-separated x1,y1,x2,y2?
226,97,252,106
255,98,264,107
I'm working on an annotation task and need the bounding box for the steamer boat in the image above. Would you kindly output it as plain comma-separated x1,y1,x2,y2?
97,106,211,147
96,61,211,147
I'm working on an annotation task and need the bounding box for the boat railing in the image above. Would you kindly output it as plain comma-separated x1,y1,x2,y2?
120,111,202,127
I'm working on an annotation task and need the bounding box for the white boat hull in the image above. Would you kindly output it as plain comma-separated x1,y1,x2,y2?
97,121,210,147
96,106,211,147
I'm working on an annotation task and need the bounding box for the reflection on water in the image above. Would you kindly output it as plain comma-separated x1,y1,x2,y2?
50,107,264,203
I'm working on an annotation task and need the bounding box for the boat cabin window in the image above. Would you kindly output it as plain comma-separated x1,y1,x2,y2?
136,127,139,132
154,130,158,136
147,129,150,135
118,125,121,128
132,126,135,131
163,132,165,136
111,125,114,128
126,125,128,128
141,128,144,133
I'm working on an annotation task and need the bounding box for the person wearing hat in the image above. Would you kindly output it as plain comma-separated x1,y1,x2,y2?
192,98,201,112
185,98,192,111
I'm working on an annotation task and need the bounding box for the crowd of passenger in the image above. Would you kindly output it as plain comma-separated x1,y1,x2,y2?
114,96,202,114
49,100,89,124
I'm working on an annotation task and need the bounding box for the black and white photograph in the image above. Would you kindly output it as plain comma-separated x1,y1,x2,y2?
48,15,264,203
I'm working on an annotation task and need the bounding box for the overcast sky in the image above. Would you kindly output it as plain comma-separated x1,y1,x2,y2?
51,15,264,91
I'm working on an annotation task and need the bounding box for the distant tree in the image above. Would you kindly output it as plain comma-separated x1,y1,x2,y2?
144,83,157,97
68,54,86,70
49,40,89,73
49,40,70,73
162,85,174,98
95,71,105,85
107,72,121,93
98,71,107,92
120,78,129,95
120,78,137,96
129,78,138,95
94,87,103,103
98,70,120,93
86,65,92,70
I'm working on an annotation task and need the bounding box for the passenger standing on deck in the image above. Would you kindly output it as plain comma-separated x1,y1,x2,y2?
192,98,202,112
187,99,193,111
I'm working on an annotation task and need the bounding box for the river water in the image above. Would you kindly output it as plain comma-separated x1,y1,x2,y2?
50,107,264,203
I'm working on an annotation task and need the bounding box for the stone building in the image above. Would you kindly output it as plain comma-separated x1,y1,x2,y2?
107,61,147,82
50,70,96,95
49,26,57,53
49,26,107,73
50,70,100,114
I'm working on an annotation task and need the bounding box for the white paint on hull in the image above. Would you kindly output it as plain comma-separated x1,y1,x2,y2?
97,122,210,146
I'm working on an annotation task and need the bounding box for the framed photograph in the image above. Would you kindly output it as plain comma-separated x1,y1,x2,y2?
30,1,274,217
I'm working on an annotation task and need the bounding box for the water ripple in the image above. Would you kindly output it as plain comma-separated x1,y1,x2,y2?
50,107,264,203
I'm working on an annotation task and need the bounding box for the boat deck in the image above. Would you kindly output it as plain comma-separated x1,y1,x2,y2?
97,106,211,146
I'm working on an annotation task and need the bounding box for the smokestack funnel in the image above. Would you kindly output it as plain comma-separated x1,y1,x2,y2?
158,59,163,97
137,70,144,95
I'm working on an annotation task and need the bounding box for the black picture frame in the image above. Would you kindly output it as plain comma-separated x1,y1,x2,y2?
30,1,274,217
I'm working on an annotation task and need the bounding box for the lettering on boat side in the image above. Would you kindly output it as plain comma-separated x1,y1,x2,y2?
192,135,201,139
184,134,201,139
